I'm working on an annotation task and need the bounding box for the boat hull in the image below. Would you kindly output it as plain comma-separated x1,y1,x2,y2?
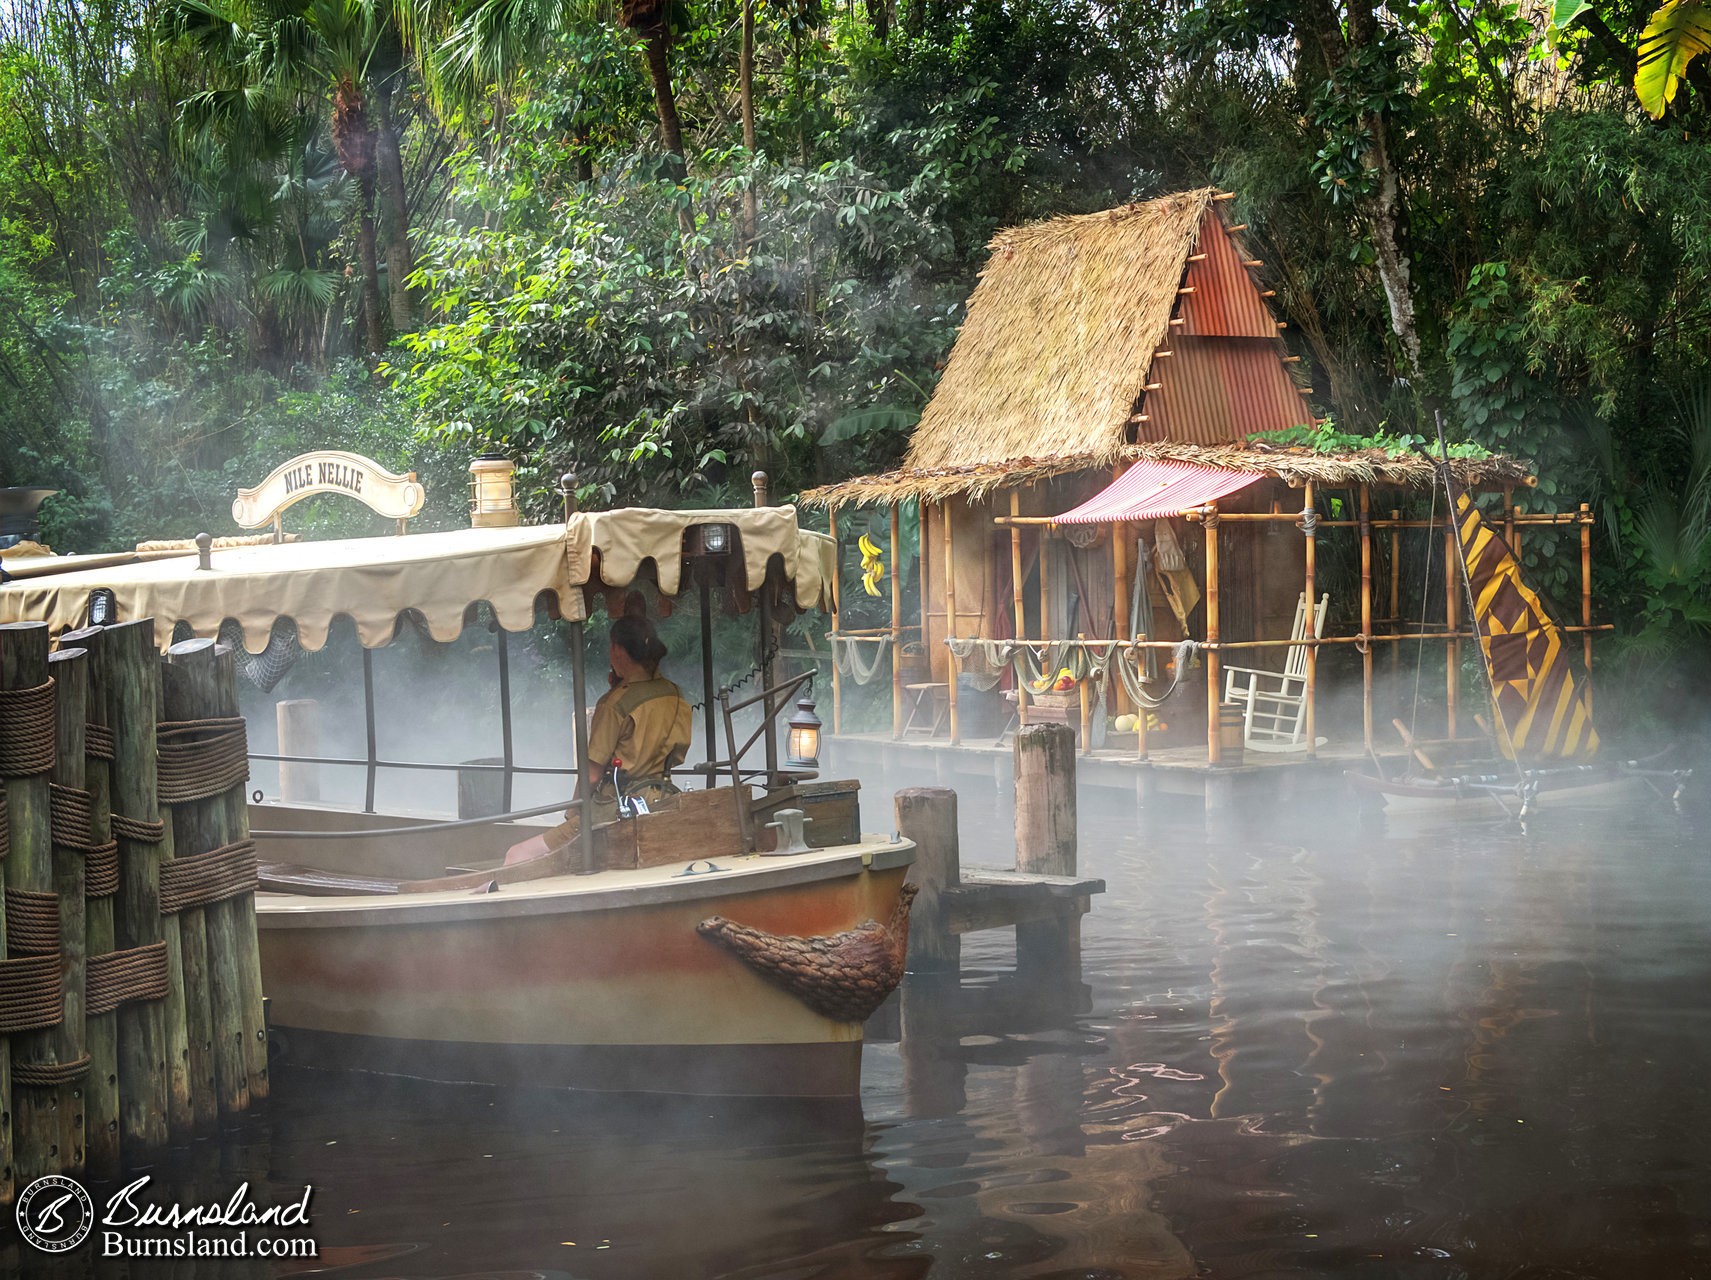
256,838,914,1097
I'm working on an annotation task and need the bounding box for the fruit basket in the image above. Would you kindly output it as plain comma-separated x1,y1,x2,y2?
1028,686,1081,710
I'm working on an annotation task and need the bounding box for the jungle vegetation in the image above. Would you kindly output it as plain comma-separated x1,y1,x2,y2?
2,0,1708,731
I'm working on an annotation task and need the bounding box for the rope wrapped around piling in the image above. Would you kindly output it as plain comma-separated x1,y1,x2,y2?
84,840,119,898
0,787,7,860
85,722,115,760
0,678,56,776
159,840,258,914
13,1052,92,1087
50,782,93,850
156,716,250,804
4,888,61,956
0,956,63,1033
86,941,169,1016
111,813,165,843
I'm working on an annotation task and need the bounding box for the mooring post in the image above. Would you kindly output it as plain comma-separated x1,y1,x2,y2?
1,622,54,1191
61,626,121,1178
1012,723,1078,977
276,699,321,804
24,644,90,1177
895,787,959,972
108,618,178,1156
164,638,268,1114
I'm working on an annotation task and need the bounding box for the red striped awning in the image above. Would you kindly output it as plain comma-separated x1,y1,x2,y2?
1053,459,1262,524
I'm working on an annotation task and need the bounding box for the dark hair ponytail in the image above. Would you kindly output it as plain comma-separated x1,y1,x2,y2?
610,616,667,672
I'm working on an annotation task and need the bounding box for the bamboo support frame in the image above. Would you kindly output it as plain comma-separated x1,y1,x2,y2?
1010,492,1028,728
890,506,902,739
943,502,959,745
1204,507,1221,766
1303,482,1318,759
1359,485,1373,752
1444,522,1459,739
828,508,841,735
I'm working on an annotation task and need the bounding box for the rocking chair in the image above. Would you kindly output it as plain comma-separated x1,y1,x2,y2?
1222,592,1329,753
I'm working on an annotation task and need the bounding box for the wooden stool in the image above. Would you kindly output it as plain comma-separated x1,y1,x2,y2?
902,682,949,737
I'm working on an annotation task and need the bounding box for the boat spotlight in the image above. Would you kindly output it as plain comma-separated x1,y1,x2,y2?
787,694,822,769
468,455,519,528
86,587,117,626
686,522,735,556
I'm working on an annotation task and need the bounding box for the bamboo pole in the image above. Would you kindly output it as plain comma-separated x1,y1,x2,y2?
1359,485,1374,753
1112,509,1131,718
828,508,842,736
1444,523,1459,739
1077,640,1091,756
890,506,902,739
1204,507,1222,766
162,640,261,1117
60,626,120,1178
2,623,52,1189
1038,527,1051,647
1389,509,1401,682
1580,502,1594,713
1504,486,1516,549
943,502,959,745
1010,493,1028,728
1303,483,1318,759
109,618,178,1156
1134,631,1149,760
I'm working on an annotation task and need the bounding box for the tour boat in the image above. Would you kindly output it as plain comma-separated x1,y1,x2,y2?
0,472,916,1097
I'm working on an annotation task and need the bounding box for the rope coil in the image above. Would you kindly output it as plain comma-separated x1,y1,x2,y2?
0,678,56,776
49,783,93,850
4,888,61,956
159,840,258,914
86,941,169,1016
111,813,165,843
85,840,119,898
0,787,7,860
156,717,250,804
0,955,63,1033
13,1052,92,1087
85,722,115,760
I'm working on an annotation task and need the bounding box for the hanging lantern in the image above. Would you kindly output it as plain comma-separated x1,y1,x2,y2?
468,455,519,528
786,694,822,769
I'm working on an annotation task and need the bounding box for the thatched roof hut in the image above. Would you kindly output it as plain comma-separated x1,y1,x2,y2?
805,188,1527,510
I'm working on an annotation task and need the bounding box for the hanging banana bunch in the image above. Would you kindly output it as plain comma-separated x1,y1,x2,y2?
858,531,885,596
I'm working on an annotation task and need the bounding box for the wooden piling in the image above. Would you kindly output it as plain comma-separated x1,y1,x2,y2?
60,626,120,1178
163,639,268,1114
276,699,322,804
15,644,89,1178
108,618,177,1156
896,787,959,972
1,622,54,1196
1013,724,1078,975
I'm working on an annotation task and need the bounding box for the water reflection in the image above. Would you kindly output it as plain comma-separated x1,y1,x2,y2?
29,774,1711,1279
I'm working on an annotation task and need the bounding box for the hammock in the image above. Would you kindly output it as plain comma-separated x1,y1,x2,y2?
831,633,892,685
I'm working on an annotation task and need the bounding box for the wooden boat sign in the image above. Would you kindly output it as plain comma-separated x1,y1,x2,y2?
232,450,425,529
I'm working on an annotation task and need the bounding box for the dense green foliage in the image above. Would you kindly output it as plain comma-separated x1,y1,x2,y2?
2,0,1709,729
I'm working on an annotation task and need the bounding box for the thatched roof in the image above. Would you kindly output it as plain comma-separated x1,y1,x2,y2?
902,188,1216,472
801,441,1535,510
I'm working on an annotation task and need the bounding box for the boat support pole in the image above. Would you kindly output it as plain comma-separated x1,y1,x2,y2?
700,573,716,789
362,646,378,814
497,621,515,813
571,619,594,874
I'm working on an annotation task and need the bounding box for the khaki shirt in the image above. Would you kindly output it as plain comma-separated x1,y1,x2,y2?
586,675,692,783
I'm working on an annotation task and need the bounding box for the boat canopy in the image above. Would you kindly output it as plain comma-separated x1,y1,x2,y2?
0,506,833,653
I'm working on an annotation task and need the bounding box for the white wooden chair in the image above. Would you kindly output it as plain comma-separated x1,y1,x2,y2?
1223,592,1329,753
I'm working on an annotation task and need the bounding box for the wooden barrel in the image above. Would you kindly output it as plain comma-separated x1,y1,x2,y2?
1217,703,1246,768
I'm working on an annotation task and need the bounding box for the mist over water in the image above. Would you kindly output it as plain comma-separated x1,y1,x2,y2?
109,724,1711,1279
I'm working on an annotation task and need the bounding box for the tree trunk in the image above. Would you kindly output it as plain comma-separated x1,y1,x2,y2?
641,26,687,182
740,0,758,247
866,0,888,43
357,171,386,354
373,78,415,333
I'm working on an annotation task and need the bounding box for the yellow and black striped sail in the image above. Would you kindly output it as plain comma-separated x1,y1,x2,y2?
1455,493,1598,760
